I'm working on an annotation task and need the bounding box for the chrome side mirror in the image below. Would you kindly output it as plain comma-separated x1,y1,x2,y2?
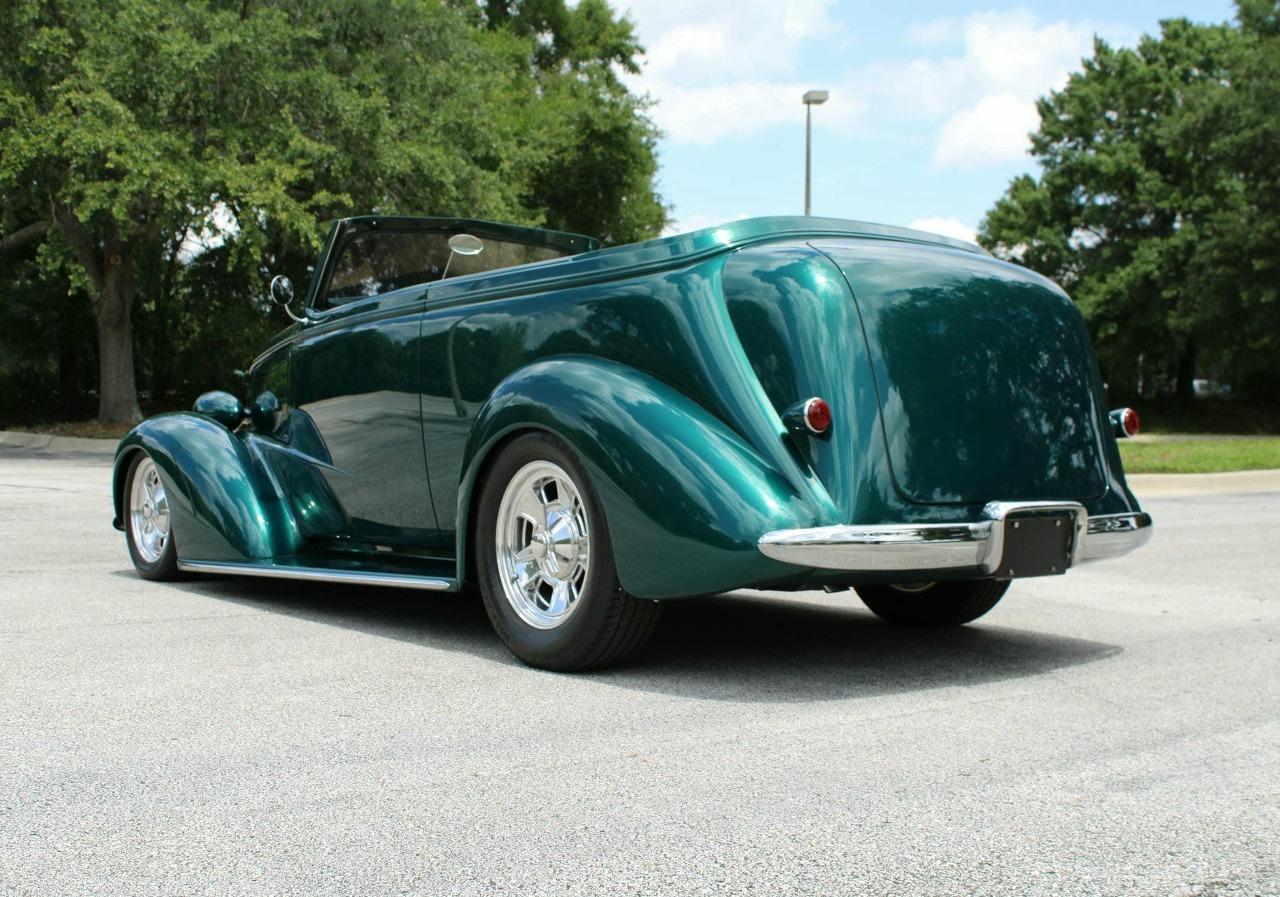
441,233,484,279
270,274,305,323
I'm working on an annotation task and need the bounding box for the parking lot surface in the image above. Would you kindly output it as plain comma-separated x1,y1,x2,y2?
1,448,1277,896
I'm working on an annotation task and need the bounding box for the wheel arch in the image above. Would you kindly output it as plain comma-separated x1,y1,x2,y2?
111,445,145,531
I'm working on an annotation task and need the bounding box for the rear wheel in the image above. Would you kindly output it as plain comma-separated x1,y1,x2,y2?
124,453,179,581
476,432,662,671
855,579,1010,627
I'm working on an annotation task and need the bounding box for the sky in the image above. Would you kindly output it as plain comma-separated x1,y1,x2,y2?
616,0,1239,243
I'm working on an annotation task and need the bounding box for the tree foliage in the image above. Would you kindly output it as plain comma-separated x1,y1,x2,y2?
0,0,665,423
979,2,1280,403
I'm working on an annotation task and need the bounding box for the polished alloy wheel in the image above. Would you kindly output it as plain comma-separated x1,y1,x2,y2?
129,456,171,564
495,460,591,630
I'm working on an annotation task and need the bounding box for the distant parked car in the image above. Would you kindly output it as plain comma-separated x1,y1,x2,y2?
113,216,1152,669
1193,378,1232,397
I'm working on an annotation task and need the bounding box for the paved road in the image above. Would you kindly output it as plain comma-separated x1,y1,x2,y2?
1,448,1277,897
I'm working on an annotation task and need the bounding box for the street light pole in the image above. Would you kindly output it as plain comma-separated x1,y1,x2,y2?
802,90,828,216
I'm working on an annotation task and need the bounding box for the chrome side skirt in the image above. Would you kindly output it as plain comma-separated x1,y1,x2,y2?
176,560,456,591
758,502,1152,574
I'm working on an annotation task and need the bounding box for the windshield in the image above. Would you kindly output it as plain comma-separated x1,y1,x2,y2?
325,230,571,305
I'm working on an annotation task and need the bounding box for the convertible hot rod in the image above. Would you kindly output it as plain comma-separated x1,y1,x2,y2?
114,215,1152,670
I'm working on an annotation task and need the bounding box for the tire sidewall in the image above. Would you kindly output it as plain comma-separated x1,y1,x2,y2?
856,579,1009,627
476,432,621,668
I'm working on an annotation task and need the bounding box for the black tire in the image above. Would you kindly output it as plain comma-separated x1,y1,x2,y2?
855,579,1010,627
475,432,662,671
123,451,180,581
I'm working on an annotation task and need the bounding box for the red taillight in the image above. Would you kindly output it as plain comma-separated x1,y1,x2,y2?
804,397,832,434
1122,407,1140,437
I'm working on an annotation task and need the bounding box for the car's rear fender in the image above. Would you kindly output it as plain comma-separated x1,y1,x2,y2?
113,413,310,562
456,356,822,598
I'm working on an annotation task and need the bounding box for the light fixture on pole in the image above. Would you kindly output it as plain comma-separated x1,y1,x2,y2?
802,89,829,216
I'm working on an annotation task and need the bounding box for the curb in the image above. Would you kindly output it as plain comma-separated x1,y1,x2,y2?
1129,433,1277,442
1127,469,1280,497
0,429,117,456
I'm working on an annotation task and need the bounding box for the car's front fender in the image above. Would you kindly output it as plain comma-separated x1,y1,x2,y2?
456,356,821,598
113,413,303,562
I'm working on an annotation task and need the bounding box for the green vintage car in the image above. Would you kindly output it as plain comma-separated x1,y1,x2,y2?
113,215,1152,670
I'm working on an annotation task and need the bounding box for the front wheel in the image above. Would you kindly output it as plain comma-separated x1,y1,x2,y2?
855,579,1010,627
124,452,179,581
475,432,662,671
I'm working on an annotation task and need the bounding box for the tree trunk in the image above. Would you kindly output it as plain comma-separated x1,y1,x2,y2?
1174,340,1197,407
95,258,142,423
51,205,145,423
57,293,79,419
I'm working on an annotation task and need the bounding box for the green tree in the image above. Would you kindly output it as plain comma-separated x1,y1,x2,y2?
0,0,664,423
467,0,667,242
1183,0,1280,399
978,3,1279,403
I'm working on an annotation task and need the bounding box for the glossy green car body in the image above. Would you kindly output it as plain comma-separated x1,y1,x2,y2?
113,215,1149,598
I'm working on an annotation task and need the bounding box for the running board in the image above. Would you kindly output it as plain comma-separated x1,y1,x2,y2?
177,560,457,591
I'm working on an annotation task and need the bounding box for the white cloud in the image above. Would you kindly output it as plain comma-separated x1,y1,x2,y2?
624,3,1129,168
907,216,978,245
623,0,838,81
964,11,1098,93
643,81,808,145
906,10,1124,168
932,93,1040,169
663,211,749,237
904,17,959,47
621,0,845,143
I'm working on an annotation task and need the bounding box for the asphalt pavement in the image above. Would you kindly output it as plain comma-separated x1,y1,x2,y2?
1,447,1277,896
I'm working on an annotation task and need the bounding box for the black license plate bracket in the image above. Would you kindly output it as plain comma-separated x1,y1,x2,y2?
993,513,1075,579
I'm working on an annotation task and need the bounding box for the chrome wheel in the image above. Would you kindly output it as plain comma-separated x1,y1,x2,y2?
890,581,936,594
495,460,591,630
129,456,171,564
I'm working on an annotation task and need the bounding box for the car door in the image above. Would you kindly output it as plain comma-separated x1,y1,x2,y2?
289,220,447,547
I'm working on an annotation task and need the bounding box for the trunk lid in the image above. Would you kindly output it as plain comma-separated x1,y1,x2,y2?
813,238,1107,505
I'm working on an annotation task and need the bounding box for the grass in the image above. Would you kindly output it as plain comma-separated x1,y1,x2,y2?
1119,436,1280,474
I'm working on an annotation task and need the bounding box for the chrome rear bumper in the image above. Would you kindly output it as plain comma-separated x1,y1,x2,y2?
758,501,1152,574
